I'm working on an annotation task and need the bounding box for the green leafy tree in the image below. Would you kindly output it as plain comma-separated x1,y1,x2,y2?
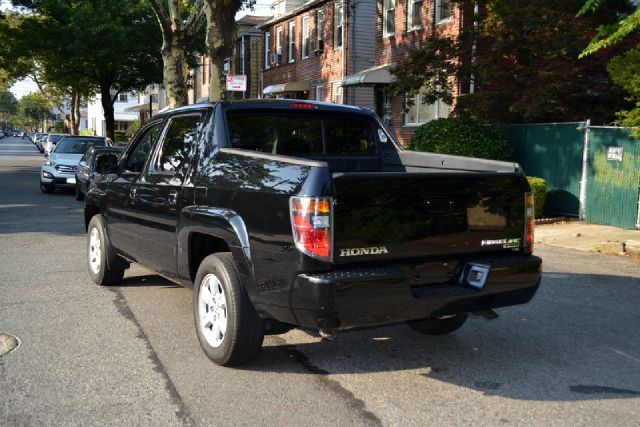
7,0,163,139
391,0,633,124
18,92,52,130
579,1,640,136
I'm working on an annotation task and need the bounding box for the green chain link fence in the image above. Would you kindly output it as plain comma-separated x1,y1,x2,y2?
501,122,585,216
502,123,639,229
585,127,640,229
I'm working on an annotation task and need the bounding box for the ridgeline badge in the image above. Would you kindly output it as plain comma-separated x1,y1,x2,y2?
339,246,389,257
481,238,521,249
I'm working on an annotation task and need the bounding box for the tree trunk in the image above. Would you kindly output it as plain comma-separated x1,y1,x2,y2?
69,91,81,135
162,35,189,107
100,83,115,140
204,1,240,101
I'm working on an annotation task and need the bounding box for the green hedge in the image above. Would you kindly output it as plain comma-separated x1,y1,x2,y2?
527,176,547,218
114,130,128,142
409,117,512,161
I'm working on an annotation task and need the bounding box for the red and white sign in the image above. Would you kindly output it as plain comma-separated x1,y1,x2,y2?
226,75,247,92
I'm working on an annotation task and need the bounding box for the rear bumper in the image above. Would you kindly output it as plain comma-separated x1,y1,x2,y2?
289,254,541,330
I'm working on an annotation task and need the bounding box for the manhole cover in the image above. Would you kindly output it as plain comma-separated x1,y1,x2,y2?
0,333,20,357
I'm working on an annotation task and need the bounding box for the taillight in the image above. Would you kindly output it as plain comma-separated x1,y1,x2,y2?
524,192,534,254
290,196,332,261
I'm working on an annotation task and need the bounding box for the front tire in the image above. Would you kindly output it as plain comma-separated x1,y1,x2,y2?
40,181,54,194
408,315,468,335
87,214,125,286
193,253,264,366
75,183,85,201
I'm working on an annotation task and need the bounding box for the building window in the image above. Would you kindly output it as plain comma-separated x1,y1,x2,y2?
302,16,310,58
288,21,296,62
334,3,343,49
435,0,453,23
115,120,130,131
276,26,283,56
383,0,395,37
332,82,342,104
407,0,423,31
118,93,128,102
264,31,271,69
316,8,324,41
315,85,325,101
404,93,449,126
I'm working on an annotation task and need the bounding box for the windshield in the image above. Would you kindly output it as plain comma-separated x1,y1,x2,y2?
54,138,107,154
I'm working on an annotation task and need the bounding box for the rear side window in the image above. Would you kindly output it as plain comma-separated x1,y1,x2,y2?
227,112,376,156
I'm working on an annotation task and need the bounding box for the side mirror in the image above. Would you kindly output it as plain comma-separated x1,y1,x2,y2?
95,154,119,174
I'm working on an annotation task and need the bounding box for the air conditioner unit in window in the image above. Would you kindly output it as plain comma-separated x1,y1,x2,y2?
270,53,281,65
313,40,324,55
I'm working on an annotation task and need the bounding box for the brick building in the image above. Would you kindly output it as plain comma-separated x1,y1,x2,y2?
363,0,471,145
259,0,377,110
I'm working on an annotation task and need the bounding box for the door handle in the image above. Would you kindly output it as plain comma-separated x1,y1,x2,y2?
129,187,137,201
167,190,178,206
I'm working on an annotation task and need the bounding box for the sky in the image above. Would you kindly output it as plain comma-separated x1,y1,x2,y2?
3,0,275,99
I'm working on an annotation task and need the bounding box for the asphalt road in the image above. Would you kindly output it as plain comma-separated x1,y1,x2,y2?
1,136,639,426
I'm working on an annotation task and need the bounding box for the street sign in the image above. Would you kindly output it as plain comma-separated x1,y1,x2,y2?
226,75,247,92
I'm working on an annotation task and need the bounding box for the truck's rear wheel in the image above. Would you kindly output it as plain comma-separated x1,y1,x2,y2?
193,253,264,366
407,315,467,335
87,214,125,286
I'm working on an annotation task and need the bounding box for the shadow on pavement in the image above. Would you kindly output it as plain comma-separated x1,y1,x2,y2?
239,271,640,403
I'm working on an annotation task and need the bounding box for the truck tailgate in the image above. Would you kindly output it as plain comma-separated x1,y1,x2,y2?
332,172,527,263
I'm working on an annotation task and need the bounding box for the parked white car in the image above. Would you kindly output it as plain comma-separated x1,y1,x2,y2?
40,136,109,194
43,133,69,156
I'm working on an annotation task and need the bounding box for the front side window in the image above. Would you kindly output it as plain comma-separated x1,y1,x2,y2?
155,114,202,173
125,123,162,173
334,3,343,48
407,0,423,31
436,0,453,23
288,21,296,62
383,0,395,37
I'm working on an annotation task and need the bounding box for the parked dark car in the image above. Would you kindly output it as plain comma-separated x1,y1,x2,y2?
75,146,124,201
84,100,541,366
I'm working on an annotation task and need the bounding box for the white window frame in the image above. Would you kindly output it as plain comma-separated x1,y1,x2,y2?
302,16,310,58
382,0,395,38
407,0,423,31
332,82,343,104
288,21,296,63
265,31,271,69
334,3,343,49
276,26,283,55
404,93,450,127
315,85,325,101
435,0,453,24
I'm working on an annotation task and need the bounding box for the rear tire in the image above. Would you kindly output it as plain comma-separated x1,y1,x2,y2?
193,253,264,366
408,315,467,335
87,214,125,286
40,182,54,194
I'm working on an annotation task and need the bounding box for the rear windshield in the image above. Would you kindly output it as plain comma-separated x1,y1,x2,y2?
54,138,107,154
226,112,377,156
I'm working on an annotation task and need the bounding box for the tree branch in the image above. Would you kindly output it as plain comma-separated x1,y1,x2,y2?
148,0,172,39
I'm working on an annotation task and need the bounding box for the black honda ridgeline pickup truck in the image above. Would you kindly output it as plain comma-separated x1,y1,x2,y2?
85,100,541,366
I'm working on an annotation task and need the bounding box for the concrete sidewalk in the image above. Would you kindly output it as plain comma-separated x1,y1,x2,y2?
535,221,640,257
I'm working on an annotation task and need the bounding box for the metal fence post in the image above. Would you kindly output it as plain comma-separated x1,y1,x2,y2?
578,119,590,220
